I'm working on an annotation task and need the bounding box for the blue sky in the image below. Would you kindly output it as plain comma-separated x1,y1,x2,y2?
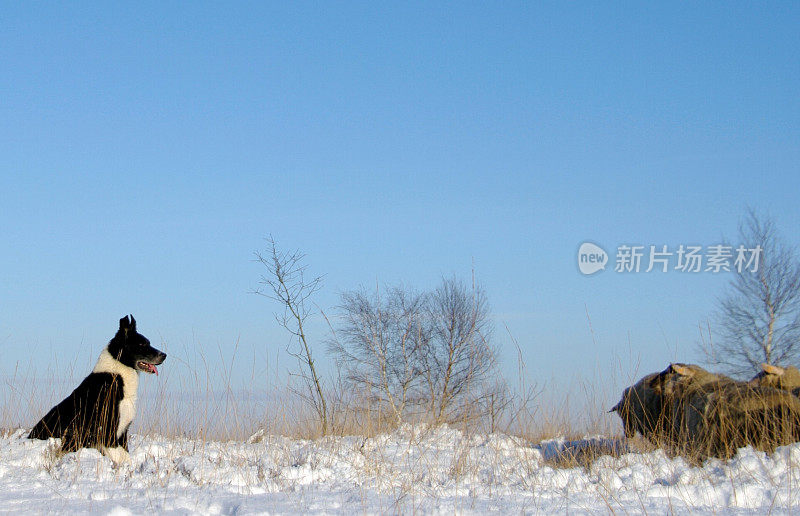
2,3,799,405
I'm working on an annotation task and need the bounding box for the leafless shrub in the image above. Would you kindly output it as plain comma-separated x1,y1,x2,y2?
478,379,514,433
423,276,499,424
330,276,504,426
329,286,427,425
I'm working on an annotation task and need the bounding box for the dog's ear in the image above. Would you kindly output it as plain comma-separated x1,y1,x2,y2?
129,315,137,330
762,363,785,376
671,364,694,378
119,315,130,329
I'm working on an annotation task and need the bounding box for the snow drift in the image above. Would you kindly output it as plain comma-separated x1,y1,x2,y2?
2,425,800,514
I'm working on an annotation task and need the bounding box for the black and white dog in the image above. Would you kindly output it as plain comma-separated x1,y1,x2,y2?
28,315,166,464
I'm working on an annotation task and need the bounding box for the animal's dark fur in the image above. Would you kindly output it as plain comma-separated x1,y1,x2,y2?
28,315,166,462
613,362,800,462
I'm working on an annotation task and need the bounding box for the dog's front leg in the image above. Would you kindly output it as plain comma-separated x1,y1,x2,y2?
101,445,131,465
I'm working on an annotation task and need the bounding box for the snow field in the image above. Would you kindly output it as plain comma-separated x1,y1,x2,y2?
2,425,800,514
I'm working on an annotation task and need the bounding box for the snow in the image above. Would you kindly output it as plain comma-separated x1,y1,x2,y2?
2,425,800,514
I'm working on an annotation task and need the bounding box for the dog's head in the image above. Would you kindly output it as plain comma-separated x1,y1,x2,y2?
108,315,167,375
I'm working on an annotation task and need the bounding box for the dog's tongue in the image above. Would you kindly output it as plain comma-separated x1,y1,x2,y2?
152,364,158,376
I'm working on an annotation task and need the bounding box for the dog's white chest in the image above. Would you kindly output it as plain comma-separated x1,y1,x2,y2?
115,367,139,437
93,349,139,438
117,396,137,437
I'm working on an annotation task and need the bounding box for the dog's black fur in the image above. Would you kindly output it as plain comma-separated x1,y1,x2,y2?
28,315,166,462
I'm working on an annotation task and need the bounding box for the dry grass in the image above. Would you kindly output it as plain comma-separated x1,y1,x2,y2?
2,341,637,490
9,338,800,478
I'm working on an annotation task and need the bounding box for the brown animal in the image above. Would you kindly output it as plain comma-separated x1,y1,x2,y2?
749,363,800,391
700,382,800,459
649,363,800,460
647,363,735,456
610,372,664,441
648,363,731,396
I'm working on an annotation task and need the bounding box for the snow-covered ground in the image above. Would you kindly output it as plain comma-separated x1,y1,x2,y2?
2,425,800,514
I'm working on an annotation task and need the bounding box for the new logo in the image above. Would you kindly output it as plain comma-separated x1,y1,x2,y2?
578,242,608,275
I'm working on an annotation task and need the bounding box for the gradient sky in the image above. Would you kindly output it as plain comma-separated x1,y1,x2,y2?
2,2,799,409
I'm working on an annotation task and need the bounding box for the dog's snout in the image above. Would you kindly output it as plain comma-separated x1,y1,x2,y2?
156,351,167,364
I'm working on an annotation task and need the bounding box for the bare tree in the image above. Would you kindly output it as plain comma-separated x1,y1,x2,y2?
329,285,427,424
423,276,498,423
254,237,328,435
331,276,503,426
706,210,800,376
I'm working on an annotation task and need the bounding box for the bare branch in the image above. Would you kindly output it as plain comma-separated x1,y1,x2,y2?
704,210,800,377
253,236,329,435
